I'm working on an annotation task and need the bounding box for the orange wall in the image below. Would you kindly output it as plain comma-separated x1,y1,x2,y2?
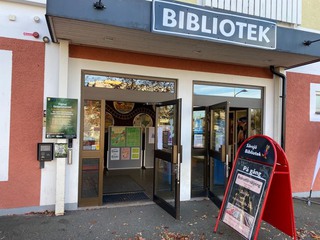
0,38,44,208
286,72,320,193
69,45,273,79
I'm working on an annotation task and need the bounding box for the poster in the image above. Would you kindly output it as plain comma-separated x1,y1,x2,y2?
54,143,68,158
111,127,126,147
131,147,140,159
121,147,130,160
126,127,141,147
110,148,120,160
222,159,272,239
46,98,78,139
148,127,155,144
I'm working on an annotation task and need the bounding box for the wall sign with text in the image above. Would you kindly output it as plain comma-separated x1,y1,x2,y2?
46,97,78,139
152,0,277,49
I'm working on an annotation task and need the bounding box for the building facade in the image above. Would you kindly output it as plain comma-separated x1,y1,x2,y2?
1,0,320,216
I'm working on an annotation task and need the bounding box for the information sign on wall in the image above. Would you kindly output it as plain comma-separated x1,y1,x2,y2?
46,98,78,139
152,0,277,49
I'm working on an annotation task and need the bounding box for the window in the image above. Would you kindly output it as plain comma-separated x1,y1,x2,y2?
84,74,175,93
310,83,320,122
194,84,262,99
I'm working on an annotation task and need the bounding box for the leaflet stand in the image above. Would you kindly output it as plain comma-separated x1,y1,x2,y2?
214,135,296,240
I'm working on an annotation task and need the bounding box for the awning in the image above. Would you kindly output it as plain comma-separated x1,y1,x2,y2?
46,0,320,68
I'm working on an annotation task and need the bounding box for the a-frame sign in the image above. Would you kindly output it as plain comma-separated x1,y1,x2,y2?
214,135,296,240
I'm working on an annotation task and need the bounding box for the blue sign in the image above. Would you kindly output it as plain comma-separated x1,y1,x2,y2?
152,0,277,49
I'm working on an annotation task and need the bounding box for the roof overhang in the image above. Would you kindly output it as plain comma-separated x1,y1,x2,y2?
46,0,320,69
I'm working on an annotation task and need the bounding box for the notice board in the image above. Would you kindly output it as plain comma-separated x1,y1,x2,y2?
107,126,142,169
46,97,78,139
214,135,296,240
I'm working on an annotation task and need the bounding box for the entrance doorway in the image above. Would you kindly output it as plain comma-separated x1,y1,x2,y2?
191,83,263,207
78,71,181,218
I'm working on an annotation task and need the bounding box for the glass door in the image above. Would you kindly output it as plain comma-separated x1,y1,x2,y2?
79,99,105,207
191,107,208,197
153,99,181,219
208,102,230,208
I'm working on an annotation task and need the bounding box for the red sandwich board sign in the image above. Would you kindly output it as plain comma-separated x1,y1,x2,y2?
214,135,296,240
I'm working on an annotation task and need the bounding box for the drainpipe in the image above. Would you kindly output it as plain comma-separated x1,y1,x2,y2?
270,66,286,151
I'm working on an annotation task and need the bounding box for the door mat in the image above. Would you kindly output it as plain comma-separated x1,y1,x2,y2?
103,192,150,204
104,175,144,194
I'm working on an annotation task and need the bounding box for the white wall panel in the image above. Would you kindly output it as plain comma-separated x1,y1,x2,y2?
243,0,249,14
265,0,271,18
225,0,231,10
237,0,243,13
282,0,287,22
276,0,282,20
0,2,50,41
230,0,237,11
260,0,266,17
0,50,12,182
254,0,260,16
202,0,302,24
248,0,255,15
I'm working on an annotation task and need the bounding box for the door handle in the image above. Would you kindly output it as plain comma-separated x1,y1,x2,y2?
172,145,178,164
226,154,229,178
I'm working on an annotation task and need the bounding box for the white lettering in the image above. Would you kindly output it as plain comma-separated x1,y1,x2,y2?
179,11,184,29
220,19,235,37
259,26,270,43
236,22,247,39
158,6,275,48
212,17,218,34
247,24,257,41
187,12,200,31
163,8,177,27
201,15,211,34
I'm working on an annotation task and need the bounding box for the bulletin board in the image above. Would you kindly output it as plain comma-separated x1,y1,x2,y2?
107,126,142,169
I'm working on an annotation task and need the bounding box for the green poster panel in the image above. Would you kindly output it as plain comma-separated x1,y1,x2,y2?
126,127,141,147
46,97,78,139
110,127,126,147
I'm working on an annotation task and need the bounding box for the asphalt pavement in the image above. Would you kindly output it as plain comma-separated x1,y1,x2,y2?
0,198,319,240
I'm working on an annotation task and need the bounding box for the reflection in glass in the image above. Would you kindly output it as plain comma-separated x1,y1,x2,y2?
210,107,227,199
193,110,206,148
194,84,261,99
250,109,262,135
156,104,176,151
83,100,101,151
154,158,175,207
81,158,99,198
84,74,175,93
210,109,226,152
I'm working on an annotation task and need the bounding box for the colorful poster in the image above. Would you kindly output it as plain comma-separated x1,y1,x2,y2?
121,147,130,160
131,147,140,160
110,148,120,160
126,127,141,147
46,98,78,139
222,159,272,239
111,127,126,147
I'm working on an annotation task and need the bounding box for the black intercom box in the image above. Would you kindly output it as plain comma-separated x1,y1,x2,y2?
37,143,54,161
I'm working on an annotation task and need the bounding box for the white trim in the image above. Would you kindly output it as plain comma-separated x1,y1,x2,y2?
310,83,320,122
2,0,46,7
0,50,12,182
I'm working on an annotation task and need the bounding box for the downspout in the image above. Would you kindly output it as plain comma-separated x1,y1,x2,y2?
270,66,286,151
